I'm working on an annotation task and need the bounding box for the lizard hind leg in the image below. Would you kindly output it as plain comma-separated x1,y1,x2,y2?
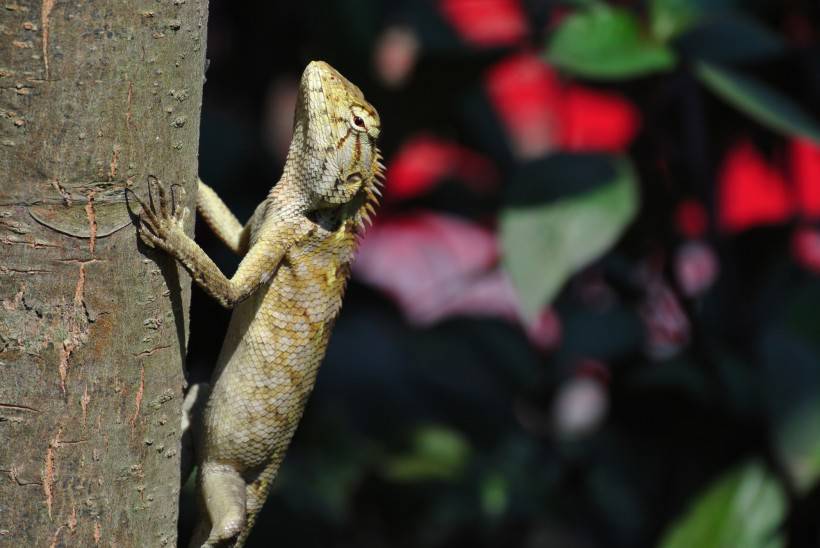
232,451,287,546
181,383,210,486
194,462,248,547
230,487,263,547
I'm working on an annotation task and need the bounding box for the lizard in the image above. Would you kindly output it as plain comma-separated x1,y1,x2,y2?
132,60,383,547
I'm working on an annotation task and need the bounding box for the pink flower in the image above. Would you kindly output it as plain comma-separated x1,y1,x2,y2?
374,26,420,88
792,227,820,273
355,212,561,351
639,273,690,359
675,241,719,298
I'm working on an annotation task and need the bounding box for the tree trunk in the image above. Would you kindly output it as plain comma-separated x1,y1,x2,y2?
0,1,207,545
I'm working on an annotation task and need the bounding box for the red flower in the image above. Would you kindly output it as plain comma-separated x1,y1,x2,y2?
385,136,499,201
717,138,820,272
384,55,640,200
439,0,528,47
717,138,820,233
485,53,640,159
559,85,639,152
718,140,793,233
791,138,820,218
485,53,562,159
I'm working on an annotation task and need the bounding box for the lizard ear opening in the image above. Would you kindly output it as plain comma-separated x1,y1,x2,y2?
337,172,364,198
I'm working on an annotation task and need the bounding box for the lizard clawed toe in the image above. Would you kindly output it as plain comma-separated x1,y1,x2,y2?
133,177,189,250
170,184,190,230
148,176,170,220
138,225,159,248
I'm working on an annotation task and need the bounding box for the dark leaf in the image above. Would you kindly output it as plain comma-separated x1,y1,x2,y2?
761,326,820,494
697,63,820,143
675,13,785,64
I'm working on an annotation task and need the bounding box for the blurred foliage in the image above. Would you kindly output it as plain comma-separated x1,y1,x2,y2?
502,154,639,316
659,461,786,548
547,5,676,79
696,63,820,142
185,1,820,547
381,426,472,482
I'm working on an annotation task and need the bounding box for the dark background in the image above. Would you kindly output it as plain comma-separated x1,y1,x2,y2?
182,1,820,547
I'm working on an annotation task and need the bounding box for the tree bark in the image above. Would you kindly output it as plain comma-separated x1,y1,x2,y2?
0,1,207,545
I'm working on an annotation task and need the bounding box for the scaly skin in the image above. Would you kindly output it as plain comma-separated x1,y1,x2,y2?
133,61,383,547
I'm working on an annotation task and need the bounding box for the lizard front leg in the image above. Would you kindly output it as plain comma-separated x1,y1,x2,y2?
134,178,303,308
197,180,250,256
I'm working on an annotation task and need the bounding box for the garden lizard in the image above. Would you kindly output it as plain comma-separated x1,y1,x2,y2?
133,60,383,547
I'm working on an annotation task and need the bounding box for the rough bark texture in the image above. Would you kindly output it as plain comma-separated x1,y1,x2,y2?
0,1,207,545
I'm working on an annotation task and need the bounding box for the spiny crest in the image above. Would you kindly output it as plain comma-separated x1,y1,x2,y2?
353,149,386,233
331,144,385,238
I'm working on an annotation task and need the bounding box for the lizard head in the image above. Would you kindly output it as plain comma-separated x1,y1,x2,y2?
292,60,383,210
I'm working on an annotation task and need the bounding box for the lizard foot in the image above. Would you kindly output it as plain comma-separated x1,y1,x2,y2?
133,176,190,250
196,463,247,547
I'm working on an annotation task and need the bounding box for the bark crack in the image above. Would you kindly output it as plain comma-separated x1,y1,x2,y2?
0,403,40,413
130,365,145,429
42,427,62,519
41,0,55,79
84,191,97,254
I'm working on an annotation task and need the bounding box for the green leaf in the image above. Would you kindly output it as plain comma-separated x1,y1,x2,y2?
546,6,676,79
382,426,471,482
658,461,786,548
696,62,820,143
500,154,639,317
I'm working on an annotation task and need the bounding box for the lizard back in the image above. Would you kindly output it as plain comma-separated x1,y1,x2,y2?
201,210,360,472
